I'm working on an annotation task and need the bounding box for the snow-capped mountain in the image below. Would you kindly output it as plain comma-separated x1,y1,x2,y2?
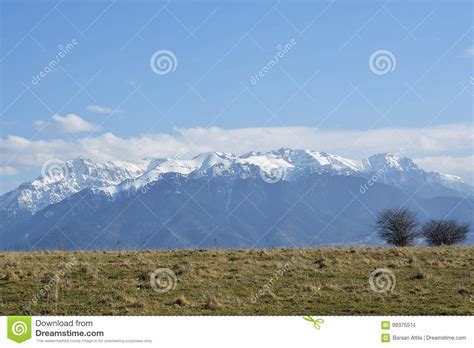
1,149,472,250
360,153,472,197
96,149,471,198
0,157,153,217
1,149,471,214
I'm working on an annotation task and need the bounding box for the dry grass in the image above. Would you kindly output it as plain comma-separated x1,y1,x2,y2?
0,247,472,315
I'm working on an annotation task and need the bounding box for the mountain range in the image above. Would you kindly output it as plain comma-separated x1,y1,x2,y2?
1,149,472,250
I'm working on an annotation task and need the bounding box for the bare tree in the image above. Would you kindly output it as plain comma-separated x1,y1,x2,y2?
376,208,419,246
421,219,469,246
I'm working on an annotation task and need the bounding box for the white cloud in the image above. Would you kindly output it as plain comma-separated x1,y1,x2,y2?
0,166,16,175
467,47,474,56
1,123,472,183
35,114,97,133
175,123,473,155
414,155,474,183
87,104,122,114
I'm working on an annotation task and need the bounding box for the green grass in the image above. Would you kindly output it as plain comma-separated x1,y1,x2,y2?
0,247,472,315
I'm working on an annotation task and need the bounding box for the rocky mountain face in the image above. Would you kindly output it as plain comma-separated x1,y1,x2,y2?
1,149,472,250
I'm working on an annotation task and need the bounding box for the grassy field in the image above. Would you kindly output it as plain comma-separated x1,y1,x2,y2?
0,247,472,315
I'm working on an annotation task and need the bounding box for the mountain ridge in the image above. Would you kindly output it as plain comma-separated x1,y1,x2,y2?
1,148,472,250
1,149,471,216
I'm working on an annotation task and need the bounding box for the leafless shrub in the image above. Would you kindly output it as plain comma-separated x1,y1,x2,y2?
422,219,469,246
376,208,419,246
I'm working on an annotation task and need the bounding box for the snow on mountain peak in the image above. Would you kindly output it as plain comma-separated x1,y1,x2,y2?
1,157,149,215
269,148,362,173
363,153,418,172
1,149,470,216
191,152,236,170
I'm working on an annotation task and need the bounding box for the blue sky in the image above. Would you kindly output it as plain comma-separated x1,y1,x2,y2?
0,0,473,192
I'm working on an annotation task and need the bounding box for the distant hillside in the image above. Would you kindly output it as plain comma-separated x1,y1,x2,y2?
1,149,472,250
